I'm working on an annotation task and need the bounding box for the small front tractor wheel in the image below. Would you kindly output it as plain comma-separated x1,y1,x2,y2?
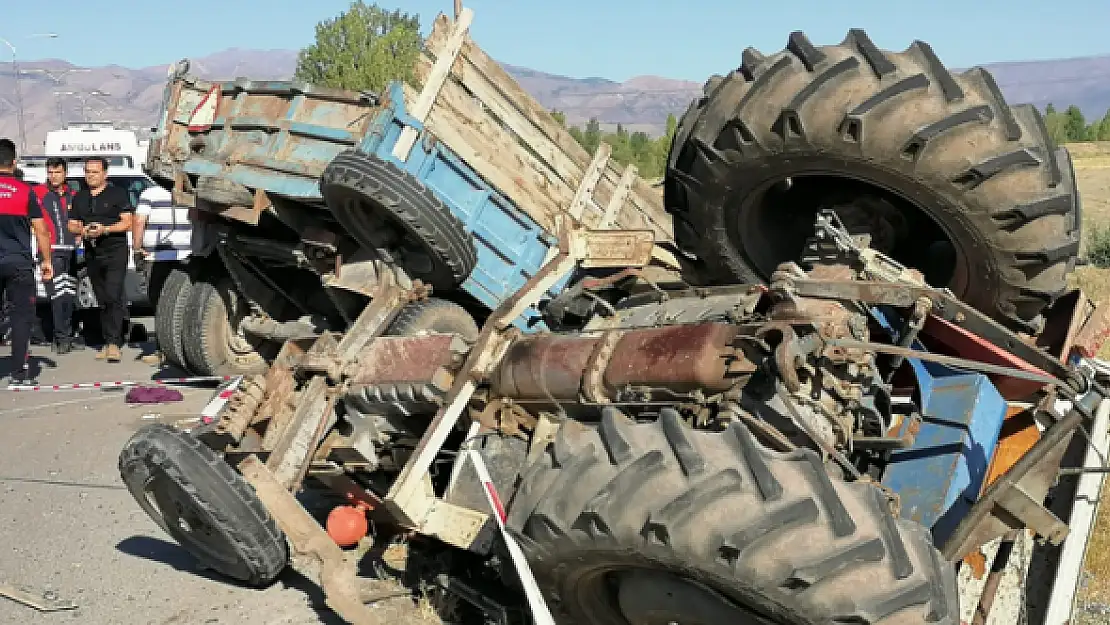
507,409,958,624
118,423,288,586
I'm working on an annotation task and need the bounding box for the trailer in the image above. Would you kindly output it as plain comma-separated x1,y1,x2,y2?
122,9,1110,625
143,12,679,378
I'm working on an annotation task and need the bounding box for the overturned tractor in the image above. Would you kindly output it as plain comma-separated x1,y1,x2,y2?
121,23,1101,625
120,210,1107,624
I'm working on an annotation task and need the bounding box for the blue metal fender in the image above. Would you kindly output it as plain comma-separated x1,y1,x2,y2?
870,306,1009,544
880,355,1009,545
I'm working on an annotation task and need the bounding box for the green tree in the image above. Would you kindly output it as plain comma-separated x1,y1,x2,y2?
582,118,603,155
1064,105,1088,142
664,113,677,139
551,110,567,128
294,1,422,92
1044,104,1069,145
1096,109,1110,141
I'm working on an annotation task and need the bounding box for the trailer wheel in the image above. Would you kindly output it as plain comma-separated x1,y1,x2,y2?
154,267,193,371
507,409,958,625
666,30,1079,334
118,423,287,586
385,298,479,342
320,150,478,292
182,278,267,376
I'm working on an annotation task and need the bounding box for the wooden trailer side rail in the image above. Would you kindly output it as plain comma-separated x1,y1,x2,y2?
403,9,675,249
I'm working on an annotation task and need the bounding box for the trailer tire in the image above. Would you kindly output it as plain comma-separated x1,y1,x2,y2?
507,409,959,625
666,30,1079,334
182,278,268,376
320,150,477,292
385,298,479,342
154,267,193,371
118,423,287,586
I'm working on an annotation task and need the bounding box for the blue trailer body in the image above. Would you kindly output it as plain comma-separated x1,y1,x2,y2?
152,78,571,330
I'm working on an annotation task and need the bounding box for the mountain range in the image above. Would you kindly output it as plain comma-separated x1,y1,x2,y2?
2,47,1110,153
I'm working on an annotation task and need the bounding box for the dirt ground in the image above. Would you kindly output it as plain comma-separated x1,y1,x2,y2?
1066,144,1110,617
0,321,439,625
1059,143,1110,618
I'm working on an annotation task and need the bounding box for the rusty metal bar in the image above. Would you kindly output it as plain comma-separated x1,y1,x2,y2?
238,455,382,625
972,530,1019,625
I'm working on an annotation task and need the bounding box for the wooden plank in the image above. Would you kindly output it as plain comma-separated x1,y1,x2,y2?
420,21,614,232
568,143,610,221
599,163,637,229
265,376,331,489
422,14,591,181
403,81,569,232
394,7,473,162
421,13,673,241
422,18,586,195
414,55,656,236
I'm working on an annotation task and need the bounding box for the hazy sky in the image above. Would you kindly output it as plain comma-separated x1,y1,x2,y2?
2,0,1108,82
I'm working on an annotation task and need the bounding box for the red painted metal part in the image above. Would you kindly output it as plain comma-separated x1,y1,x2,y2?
921,315,1050,401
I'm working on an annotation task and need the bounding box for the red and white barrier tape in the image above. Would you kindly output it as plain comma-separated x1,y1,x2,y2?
5,375,236,392
198,376,244,424
465,443,556,625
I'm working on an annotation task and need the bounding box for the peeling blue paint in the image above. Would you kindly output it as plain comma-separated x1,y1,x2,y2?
155,77,574,330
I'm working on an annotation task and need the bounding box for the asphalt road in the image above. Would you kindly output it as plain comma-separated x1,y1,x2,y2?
0,317,353,624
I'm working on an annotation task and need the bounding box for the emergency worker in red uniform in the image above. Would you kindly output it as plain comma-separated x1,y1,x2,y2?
33,158,78,353
0,139,54,384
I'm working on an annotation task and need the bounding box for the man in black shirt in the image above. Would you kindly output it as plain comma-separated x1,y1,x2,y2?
0,139,54,383
68,156,133,363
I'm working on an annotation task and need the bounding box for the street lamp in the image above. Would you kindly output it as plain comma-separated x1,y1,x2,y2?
53,89,111,122
22,68,91,125
0,32,58,153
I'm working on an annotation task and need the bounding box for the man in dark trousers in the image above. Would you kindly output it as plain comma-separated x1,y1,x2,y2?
0,139,54,384
33,158,78,353
68,156,133,363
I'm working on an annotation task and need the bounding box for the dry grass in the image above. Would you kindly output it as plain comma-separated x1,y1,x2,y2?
1068,146,1110,608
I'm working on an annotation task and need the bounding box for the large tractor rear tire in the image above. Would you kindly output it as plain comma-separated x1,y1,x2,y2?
507,409,958,624
666,30,1079,334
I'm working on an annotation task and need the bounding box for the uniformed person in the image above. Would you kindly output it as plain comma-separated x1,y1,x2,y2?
33,157,78,353
0,139,54,384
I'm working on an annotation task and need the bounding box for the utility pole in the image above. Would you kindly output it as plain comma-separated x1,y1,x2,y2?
0,33,58,154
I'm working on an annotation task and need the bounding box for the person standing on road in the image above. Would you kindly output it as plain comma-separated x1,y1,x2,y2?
0,139,54,384
33,158,79,354
132,182,176,366
68,156,133,363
